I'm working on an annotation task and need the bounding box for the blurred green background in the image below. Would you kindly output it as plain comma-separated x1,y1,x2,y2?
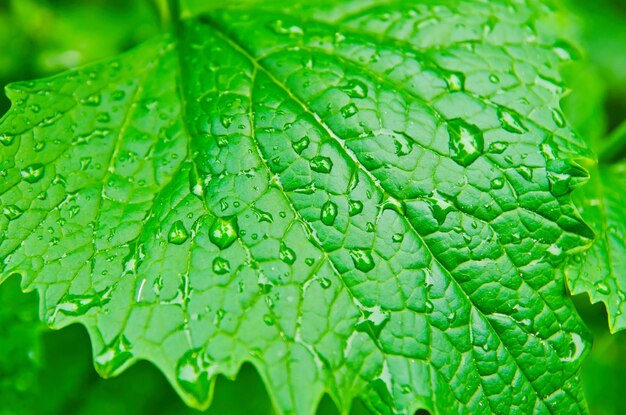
1,0,626,414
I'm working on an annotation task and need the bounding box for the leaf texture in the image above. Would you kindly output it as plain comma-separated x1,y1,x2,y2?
0,1,594,414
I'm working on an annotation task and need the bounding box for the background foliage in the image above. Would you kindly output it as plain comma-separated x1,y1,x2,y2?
0,0,625,414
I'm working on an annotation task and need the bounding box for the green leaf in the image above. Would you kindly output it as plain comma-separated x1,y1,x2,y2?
565,157,626,332
0,1,595,414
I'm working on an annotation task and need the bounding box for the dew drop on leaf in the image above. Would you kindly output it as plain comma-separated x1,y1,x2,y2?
292,136,310,154
321,200,338,226
94,336,133,378
551,108,566,128
212,257,231,275
348,200,363,216
175,349,212,408
168,220,189,245
497,109,527,134
340,79,368,98
310,156,333,173
2,205,23,220
350,249,375,272
0,133,15,146
20,164,45,183
447,119,484,167
279,243,296,265
488,141,509,154
340,103,358,118
209,217,239,249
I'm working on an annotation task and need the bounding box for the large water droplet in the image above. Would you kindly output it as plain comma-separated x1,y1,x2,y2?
176,349,212,408
251,207,273,223
94,336,133,378
355,304,390,339
310,156,333,173
350,249,375,272
212,257,231,275
21,164,45,183
168,221,189,245
209,217,239,249
321,201,338,226
447,119,484,167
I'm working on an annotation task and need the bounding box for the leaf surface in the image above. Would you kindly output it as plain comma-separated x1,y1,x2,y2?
0,1,594,414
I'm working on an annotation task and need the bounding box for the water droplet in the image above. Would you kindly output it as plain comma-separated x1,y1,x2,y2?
80,93,101,106
251,207,273,223
497,109,526,134
263,314,275,326
392,233,403,243
488,74,500,84
488,141,509,154
176,349,212,408
595,282,610,295
551,109,566,128
209,217,239,250
517,166,533,181
447,119,484,167
0,133,15,146
2,205,23,220
268,19,304,36
394,135,413,156
95,336,133,378
443,71,465,91
426,198,452,225
350,250,375,272
305,258,315,266
340,103,359,118
220,115,233,128
319,277,332,289
20,164,45,183
340,80,368,98
112,90,126,101
310,156,333,173
168,221,189,245
321,200,338,226
279,243,296,265
348,200,363,216
212,257,231,275
292,136,310,154
355,304,390,338
490,177,505,189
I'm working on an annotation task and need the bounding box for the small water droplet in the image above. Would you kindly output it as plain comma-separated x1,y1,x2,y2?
168,221,189,245
209,217,239,249
20,164,45,183
340,103,359,118
447,119,484,167
263,314,275,326
350,250,375,272
551,109,566,128
490,177,505,189
212,257,231,275
489,74,500,84
310,156,333,173
321,201,338,226
319,277,332,289
348,200,363,216
2,205,23,220
292,136,310,154
488,141,509,154
340,79,368,98
443,71,465,91
251,207,273,223
0,134,15,146
392,233,403,243
279,243,296,265
268,19,303,36
497,109,526,134
595,282,610,295
517,166,533,181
